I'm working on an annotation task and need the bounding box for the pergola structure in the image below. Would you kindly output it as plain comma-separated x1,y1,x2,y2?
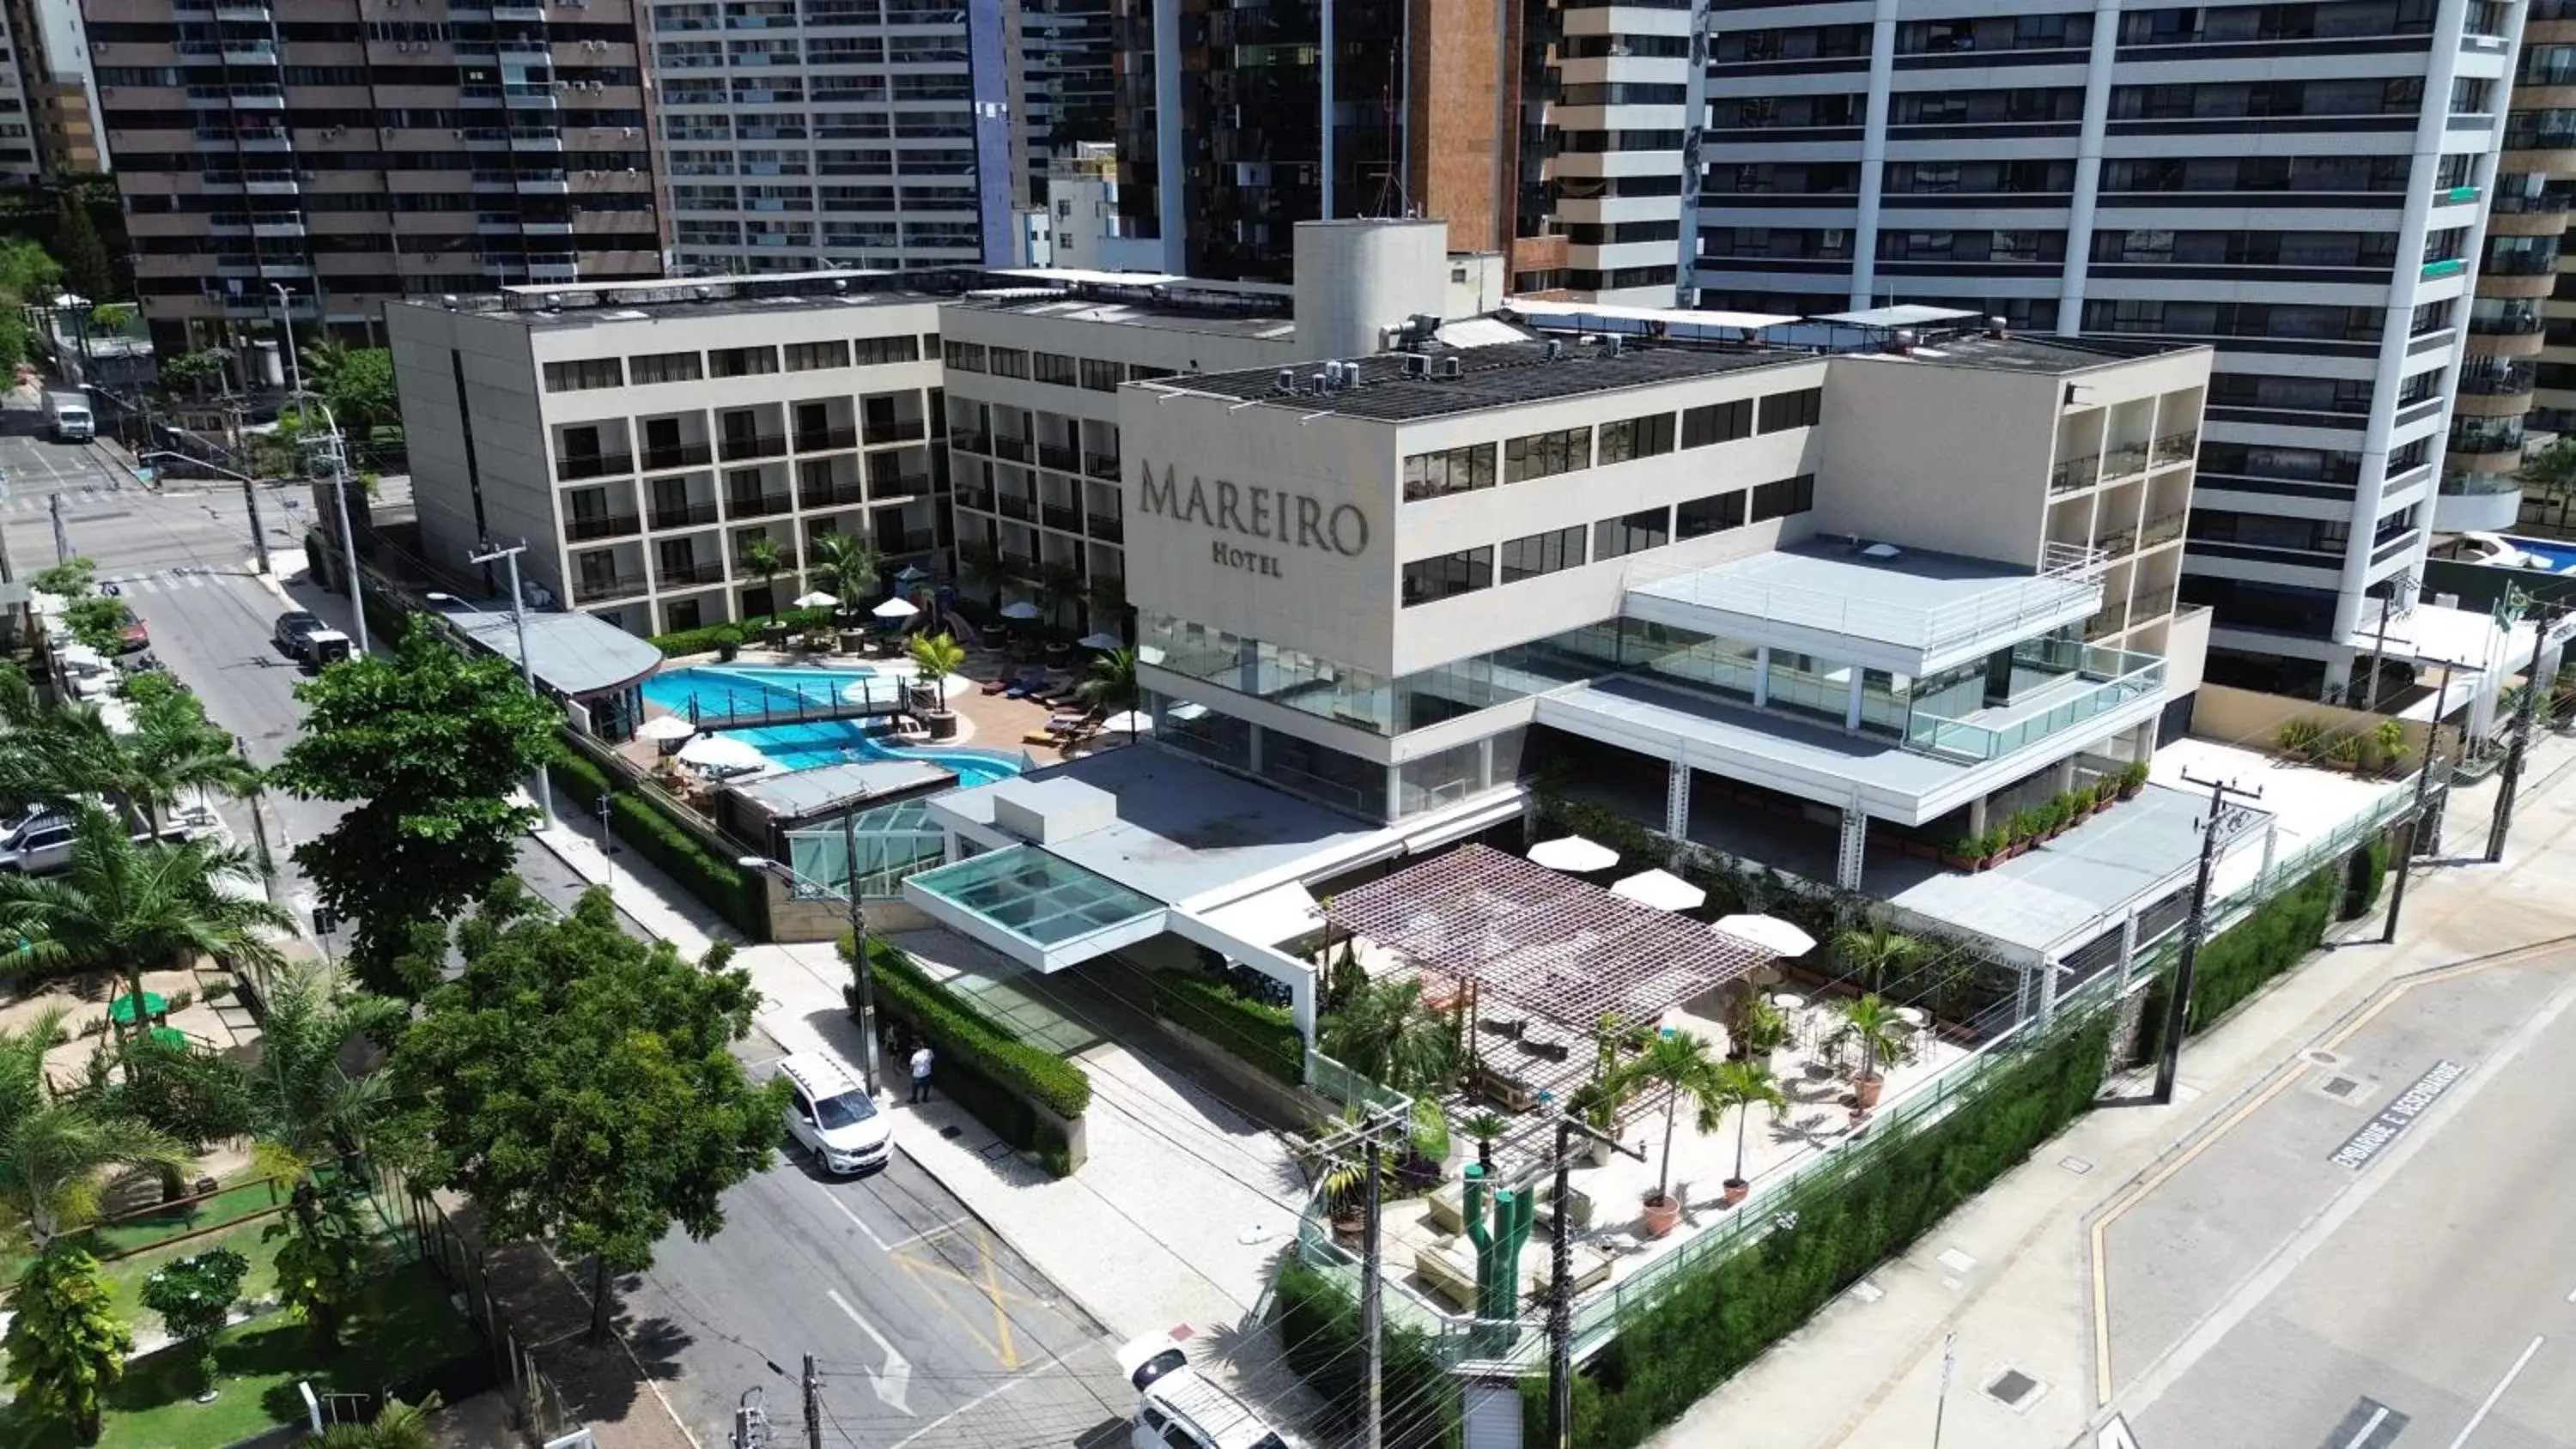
1323,845,1773,1042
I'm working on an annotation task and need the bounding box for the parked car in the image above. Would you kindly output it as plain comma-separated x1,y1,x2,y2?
0,806,195,875
776,1052,890,1175
1116,1334,1304,1449
274,610,325,659
110,604,148,653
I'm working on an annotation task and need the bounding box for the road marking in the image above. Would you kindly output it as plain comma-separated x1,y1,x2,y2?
2095,1415,2142,1448
824,1288,915,1416
2446,1336,2544,1448
883,1218,968,1252
2336,1402,2397,1449
816,1186,892,1252
2565,1282,2575,1304
883,1364,1043,1449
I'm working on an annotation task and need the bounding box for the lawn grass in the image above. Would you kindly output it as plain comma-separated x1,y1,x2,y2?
0,1262,485,1449
0,1172,287,1292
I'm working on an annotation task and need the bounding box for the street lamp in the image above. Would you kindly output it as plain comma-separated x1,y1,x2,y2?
270,283,306,425
430,557,556,830
739,818,879,1095
137,448,270,577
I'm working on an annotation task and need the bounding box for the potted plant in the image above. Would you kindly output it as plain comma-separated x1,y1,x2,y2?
1462,1109,1509,1172
2326,731,2366,773
2372,718,2407,776
714,624,742,663
1614,1031,1727,1238
2277,718,2325,761
907,631,968,741
1941,834,1982,870
2118,759,2150,798
1730,992,1789,1067
1829,992,1910,1116
1833,916,1923,996
1710,1058,1789,1207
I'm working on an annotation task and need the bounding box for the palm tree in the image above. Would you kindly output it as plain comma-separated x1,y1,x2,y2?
1317,975,1457,1094
245,961,401,1347
0,1006,190,1252
1038,562,1086,633
1614,1030,1727,1216
740,535,788,620
1832,916,1924,996
2518,435,2576,530
1085,575,1129,639
0,658,37,728
301,1394,440,1449
0,807,292,1049
1829,993,1910,1113
1074,646,1137,715
120,684,260,835
1461,1109,1509,1172
806,531,881,622
907,633,967,727
1708,1058,1788,1196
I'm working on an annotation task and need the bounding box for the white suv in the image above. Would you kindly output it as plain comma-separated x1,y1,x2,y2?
1116,1334,1304,1449
777,1053,890,1175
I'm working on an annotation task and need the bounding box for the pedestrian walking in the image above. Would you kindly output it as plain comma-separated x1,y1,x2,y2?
908,1040,934,1104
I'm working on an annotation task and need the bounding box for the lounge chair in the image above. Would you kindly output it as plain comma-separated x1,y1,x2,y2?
979,677,1011,696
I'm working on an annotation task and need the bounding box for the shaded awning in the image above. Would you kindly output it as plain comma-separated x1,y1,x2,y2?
1194,882,1322,947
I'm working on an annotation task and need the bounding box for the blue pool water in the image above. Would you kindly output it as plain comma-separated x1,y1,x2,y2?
2502,536,2576,573
641,664,1026,788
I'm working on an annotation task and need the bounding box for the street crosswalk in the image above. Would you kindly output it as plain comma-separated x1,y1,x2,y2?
95,567,231,595
0,483,126,514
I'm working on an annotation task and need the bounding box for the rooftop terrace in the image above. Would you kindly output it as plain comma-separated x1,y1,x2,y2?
1166,336,1806,421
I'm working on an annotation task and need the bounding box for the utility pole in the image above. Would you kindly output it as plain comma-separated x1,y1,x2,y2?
48,489,69,563
842,805,879,1095
1300,1105,1409,1449
800,1354,822,1449
596,791,616,895
2152,770,2263,1106
1931,1331,1956,1449
2486,606,2558,863
468,540,556,828
2382,654,2464,945
1548,1111,1644,1449
2359,570,2412,711
308,405,368,652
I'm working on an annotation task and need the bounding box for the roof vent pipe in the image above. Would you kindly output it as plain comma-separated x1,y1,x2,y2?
1892,329,1917,355
1544,338,1564,362
1987,315,2008,340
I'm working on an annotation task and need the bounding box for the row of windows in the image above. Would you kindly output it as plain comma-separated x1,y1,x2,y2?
942,340,1171,393
1397,389,1817,504
541,333,931,392
1399,476,1817,608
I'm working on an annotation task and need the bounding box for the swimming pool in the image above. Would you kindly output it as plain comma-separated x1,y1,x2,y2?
641,664,1024,789
2502,536,2576,573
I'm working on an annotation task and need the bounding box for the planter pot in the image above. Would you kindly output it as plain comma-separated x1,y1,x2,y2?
1853,1072,1886,1110
1641,1192,1683,1238
1721,1178,1749,1207
1941,852,1977,870
717,642,740,662
1331,1208,1365,1242
2003,842,2028,860
927,710,960,741
2118,784,2142,800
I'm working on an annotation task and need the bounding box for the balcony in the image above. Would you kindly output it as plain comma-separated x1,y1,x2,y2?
641,442,714,472
727,493,796,519
650,501,720,530
657,559,727,588
948,429,990,455
796,426,858,453
996,494,1036,522
866,418,927,445
721,433,788,462
799,479,869,509
1086,512,1124,543
1037,442,1080,473
990,435,1030,463
556,451,634,481
2150,431,2197,467
882,529,939,553
2139,509,2188,548
2083,604,2129,640
573,573,650,604
1085,452,1121,481
564,513,641,543
2421,257,2469,281
954,488,994,512
2129,587,2176,620
2103,442,2151,479
1041,503,1083,532
1906,646,2166,763
2049,452,2098,493
871,472,930,498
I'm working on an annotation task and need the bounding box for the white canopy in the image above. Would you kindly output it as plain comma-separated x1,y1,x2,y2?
792,590,840,609
635,714,699,742
1713,914,1817,957
1527,835,1619,873
872,597,920,620
999,600,1043,621
1099,710,1154,735
1612,869,1705,912
677,734,771,773
1077,632,1123,651
1194,882,1323,947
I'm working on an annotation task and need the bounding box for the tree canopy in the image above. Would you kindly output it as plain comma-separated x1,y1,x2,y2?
269,618,560,993
320,348,398,439
51,193,112,310
386,884,784,1342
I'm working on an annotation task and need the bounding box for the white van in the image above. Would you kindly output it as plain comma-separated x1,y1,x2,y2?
1116,1335,1306,1449
46,391,93,442
776,1053,890,1175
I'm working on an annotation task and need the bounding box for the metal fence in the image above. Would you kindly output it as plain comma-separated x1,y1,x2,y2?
380,1168,587,1447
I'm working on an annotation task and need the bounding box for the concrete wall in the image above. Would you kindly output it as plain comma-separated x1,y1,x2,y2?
1407,0,1504,256
1813,357,2058,567
1292,220,1451,360
388,305,558,599
2190,681,2428,760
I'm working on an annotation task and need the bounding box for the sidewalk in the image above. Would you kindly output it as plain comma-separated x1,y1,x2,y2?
1649,728,2576,1449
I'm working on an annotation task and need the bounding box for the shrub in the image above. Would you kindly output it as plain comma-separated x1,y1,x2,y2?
2341,831,2391,921
1151,972,1304,1085
551,741,762,935
1531,1014,2112,1449
2276,718,2326,759
647,621,744,658
2137,864,2339,1060
844,937,1090,1173
1275,1258,1459,1449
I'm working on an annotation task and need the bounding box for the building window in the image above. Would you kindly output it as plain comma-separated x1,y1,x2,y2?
944,340,987,373
1504,426,1593,483
1597,411,1677,465
786,339,850,372
629,350,702,385
1129,363,1176,382
1031,351,1078,386
543,357,623,392
710,345,779,378
987,347,1030,379
1400,547,1494,607
1594,506,1672,560
1402,443,1498,500
1750,472,1817,522
1680,399,1753,449
1500,525,1586,582
1676,489,1747,538
1080,357,1122,392
1758,387,1822,433
853,335,921,366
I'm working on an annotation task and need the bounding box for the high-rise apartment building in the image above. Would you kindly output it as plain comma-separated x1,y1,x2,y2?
1020,0,1110,196
9,0,100,175
1688,0,2511,702
2505,9,2576,514
0,3,52,181
648,0,1023,276
88,0,662,354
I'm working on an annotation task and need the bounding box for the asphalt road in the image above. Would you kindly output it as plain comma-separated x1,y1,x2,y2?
27,476,1140,1449
2107,951,2576,1449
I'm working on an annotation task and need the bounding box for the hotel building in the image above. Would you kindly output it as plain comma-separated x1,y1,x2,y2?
1685,0,2512,703
386,276,948,637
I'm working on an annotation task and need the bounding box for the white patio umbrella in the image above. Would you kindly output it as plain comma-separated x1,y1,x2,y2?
999,600,1043,621
792,590,840,609
1077,632,1123,651
635,714,699,743
1713,914,1818,957
1612,868,1705,912
1098,710,1154,736
1527,835,1619,873
677,734,771,773
872,596,921,621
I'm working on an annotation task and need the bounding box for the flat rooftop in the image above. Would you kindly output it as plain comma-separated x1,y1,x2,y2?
1540,676,1969,802
726,760,953,816
1853,330,2196,376
1167,337,1807,421
430,601,664,698
927,746,1382,907
945,286,1299,343
399,276,949,330
1625,541,2099,665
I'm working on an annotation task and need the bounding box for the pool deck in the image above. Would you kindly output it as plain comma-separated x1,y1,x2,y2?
635,646,1090,771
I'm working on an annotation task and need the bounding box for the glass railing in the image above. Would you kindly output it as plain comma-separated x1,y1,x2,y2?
1905,648,2166,762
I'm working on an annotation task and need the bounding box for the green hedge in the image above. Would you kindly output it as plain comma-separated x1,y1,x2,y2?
1274,1258,1459,1449
551,742,763,936
2138,864,2339,1061
842,937,1090,1175
1532,1014,2113,1448
647,622,742,658
1151,973,1304,1086
2342,831,2391,920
